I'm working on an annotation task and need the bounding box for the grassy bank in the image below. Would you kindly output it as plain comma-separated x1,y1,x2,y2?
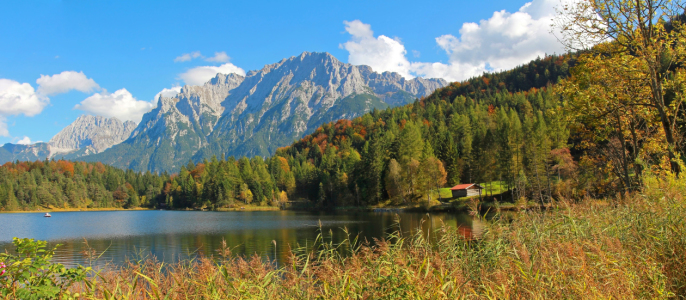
348,190,538,213
2,173,685,299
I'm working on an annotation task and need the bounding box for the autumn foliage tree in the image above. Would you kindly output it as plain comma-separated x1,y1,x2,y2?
420,157,448,203
556,0,686,179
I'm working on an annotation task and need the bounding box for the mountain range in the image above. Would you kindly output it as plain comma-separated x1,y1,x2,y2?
1,52,447,172
0,115,136,164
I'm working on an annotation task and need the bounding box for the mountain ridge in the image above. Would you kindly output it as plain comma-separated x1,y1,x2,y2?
84,51,447,172
200,51,445,161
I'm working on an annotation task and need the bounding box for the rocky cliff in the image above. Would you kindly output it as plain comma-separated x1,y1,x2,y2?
48,115,137,156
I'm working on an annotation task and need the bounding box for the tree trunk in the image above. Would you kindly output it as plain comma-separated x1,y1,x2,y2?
616,113,632,191
533,151,545,206
628,116,643,186
650,67,681,175
544,156,553,202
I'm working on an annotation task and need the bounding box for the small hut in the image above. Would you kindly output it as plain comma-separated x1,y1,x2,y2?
449,183,485,198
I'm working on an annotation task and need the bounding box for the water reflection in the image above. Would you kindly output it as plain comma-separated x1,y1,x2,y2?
0,210,483,267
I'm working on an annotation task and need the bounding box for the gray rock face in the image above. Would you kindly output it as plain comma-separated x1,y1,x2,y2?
82,73,245,172
131,73,244,143
48,115,137,156
205,52,447,158
84,52,448,172
360,67,448,105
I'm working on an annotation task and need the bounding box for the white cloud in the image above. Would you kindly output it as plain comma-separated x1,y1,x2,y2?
340,20,414,79
0,79,48,117
178,63,246,86
205,51,230,63
409,61,487,83
435,0,566,74
74,88,155,123
174,51,202,62
36,71,100,96
154,85,182,100
16,136,31,145
0,79,50,137
341,0,567,82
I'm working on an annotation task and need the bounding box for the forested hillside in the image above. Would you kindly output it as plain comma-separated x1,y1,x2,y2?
0,54,579,211
276,54,575,206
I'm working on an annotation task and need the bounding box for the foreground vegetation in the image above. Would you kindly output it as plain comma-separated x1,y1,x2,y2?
1,172,684,299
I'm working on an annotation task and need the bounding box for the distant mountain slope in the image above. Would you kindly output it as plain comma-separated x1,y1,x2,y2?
85,52,447,172
0,143,51,163
0,115,137,164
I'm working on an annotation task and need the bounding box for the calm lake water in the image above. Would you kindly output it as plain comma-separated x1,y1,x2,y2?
0,210,482,267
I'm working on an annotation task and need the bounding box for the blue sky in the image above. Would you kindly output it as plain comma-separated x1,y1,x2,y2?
0,0,567,145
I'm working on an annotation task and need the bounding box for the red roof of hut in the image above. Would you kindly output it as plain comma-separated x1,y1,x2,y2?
449,183,484,190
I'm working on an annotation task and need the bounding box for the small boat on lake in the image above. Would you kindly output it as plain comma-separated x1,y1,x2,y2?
44,213,51,217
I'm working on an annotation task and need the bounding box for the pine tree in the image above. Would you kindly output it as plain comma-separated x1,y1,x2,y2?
397,121,424,165
5,183,19,211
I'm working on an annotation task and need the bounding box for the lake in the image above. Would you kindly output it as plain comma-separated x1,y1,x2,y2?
0,210,482,267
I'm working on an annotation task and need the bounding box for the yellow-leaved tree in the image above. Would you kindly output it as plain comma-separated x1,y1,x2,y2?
556,0,686,188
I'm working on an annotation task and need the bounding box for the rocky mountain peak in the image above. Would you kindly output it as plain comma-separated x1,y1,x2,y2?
48,115,136,156
204,51,448,159
207,73,244,87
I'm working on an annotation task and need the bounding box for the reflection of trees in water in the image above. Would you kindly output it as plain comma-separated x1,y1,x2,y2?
468,217,485,239
8,211,479,268
389,213,485,242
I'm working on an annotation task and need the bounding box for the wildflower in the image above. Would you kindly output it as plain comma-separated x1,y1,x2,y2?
0,261,5,276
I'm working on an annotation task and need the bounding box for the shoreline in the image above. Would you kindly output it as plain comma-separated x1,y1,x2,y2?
0,206,283,214
0,207,153,214
317,198,547,213
0,201,544,214
214,206,281,212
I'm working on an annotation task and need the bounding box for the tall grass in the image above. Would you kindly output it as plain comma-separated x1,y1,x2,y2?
7,173,685,299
